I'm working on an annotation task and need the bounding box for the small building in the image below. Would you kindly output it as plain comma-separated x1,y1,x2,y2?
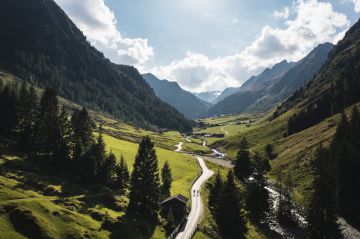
160,194,188,221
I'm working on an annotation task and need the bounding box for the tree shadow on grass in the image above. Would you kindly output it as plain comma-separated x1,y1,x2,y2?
107,214,158,239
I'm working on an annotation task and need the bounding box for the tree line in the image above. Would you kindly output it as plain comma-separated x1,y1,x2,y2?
0,0,193,132
307,106,360,238
0,82,174,225
207,137,273,238
287,66,360,136
0,82,129,190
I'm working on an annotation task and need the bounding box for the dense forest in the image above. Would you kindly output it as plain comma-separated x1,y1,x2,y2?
287,76,360,135
0,82,176,238
306,107,360,238
0,0,193,132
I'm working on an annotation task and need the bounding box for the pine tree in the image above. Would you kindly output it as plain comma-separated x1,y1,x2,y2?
161,161,172,198
332,107,360,225
234,137,252,180
127,136,161,221
34,88,60,154
307,145,340,239
218,170,246,239
246,152,270,222
17,85,38,149
0,86,18,137
208,171,223,219
17,82,29,134
73,138,84,166
71,107,94,161
81,143,97,182
94,126,106,179
265,144,276,160
101,152,117,186
116,155,130,192
54,108,73,167
332,111,350,217
80,126,106,182
253,152,271,174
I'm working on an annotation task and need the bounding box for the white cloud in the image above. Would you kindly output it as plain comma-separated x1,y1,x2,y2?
240,0,349,70
150,0,350,92
150,52,253,93
273,7,290,19
351,0,360,12
54,0,154,66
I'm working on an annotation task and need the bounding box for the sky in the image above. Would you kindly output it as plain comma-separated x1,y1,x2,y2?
54,0,359,93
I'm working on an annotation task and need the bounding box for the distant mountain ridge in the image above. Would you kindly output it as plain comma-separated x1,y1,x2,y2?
0,0,192,132
213,60,296,104
203,43,334,117
143,73,210,119
194,91,221,104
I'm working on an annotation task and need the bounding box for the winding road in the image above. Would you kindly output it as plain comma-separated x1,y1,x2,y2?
174,141,214,239
175,156,214,239
175,142,183,152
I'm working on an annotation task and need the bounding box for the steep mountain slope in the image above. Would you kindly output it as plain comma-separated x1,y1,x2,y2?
143,73,210,119
194,91,220,104
274,18,360,134
204,43,333,117
0,0,192,132
213,60,296,105
203,60,296,116
249,42,334,112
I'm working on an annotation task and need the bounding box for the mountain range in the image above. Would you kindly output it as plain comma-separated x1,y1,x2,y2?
203,42,334,117
142,73,210,119
274,18,360,130
194,91,221,104
0,0,192,132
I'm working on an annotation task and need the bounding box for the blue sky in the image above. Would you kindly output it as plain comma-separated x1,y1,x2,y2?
55,0,359,92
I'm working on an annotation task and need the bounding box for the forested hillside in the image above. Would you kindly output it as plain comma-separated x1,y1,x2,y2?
0,0,192,132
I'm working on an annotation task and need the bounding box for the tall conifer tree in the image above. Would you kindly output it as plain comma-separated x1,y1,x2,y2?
127,136,160,221
234,137,252,180
34,88,60,154
307,145,340,239
161,161,172,198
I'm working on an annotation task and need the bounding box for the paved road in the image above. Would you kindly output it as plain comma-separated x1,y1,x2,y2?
175,142,183,152
176,156,214,239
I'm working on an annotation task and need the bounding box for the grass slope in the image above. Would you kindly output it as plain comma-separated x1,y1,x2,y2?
199,103,360,208
102,134,199,197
